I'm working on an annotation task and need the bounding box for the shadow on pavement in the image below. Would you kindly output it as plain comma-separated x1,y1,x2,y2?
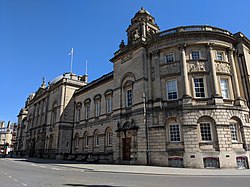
64,184,122,187
13,157,83,164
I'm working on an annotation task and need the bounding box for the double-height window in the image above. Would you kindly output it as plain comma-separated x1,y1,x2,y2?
220,79,229,99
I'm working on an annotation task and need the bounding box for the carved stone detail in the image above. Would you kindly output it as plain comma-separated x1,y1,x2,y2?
160,61,181,76
188,61,207,72
121,54,132,63
215,61,231,74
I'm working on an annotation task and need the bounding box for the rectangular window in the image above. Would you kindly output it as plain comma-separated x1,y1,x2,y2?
126,89,133,107
167,80,178,100
200,123,212,141
194,78,205,98
95,102,101,117
220,79,229,99
85,105,90,119
106,97,112,113
165,53,174,63
192,50,200,60
229,124,238,142
216,51,223,61
169,124,181,142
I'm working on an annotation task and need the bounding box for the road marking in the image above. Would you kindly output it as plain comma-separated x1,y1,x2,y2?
21,183,27,186
13,179,18,182
32,164,38,167
52,167,62,171
4,173,8,176
8,176,12,179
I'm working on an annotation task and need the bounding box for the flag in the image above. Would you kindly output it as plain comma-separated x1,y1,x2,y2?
68,48,74,56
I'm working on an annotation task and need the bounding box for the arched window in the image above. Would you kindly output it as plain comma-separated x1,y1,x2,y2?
93,130,99,147
121,73,135,108
74,133,79,149
83,131,89,148
198,116,217,142
105,128,113,146
105,90,113,114
84,99,91,120
94,94,101,117
75,102,82,122
123,81,133,107
229,118,242,143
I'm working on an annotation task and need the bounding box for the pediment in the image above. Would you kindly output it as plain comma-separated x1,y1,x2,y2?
33,87,46,100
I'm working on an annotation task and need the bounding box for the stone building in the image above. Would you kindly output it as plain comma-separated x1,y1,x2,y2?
0,121,17,156
16,8,250,169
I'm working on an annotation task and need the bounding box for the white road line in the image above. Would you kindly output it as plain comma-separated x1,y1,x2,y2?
4,173,8,176
13,179,18,182
8,176,12,179
21,183,27,186
52,167,62,170
32,164,38,167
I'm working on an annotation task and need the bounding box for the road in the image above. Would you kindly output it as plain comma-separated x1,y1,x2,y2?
0,158,250,187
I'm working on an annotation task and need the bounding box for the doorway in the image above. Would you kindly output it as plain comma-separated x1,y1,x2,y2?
122,137,131,160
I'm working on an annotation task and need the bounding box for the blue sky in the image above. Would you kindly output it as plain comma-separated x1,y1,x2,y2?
1,0,250,124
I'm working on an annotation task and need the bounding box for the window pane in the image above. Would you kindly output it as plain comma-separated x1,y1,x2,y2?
216,52,223,61
85,105,90,119
169,124,180,142
126,89,133,107
192,51,200,60
220,79,229,99
194,78,205,98
230,124,238,142
200,123,212,141
167,80,178,100
106,97,112,113
166,53,174,63
95,102,101,116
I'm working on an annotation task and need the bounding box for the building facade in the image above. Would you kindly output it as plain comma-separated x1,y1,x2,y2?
16,8,250,169
0,121,17,156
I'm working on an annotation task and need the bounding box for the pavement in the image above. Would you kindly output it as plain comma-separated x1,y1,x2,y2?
5,157,250,176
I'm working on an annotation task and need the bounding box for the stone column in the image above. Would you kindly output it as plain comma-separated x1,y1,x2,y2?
229,49,245,106
208,44,223,104
180,45,192,104
208,45,220,97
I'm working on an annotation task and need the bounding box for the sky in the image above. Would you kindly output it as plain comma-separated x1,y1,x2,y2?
0,0,250,124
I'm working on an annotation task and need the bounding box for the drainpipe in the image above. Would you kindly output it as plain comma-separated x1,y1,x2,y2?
143,93,149,165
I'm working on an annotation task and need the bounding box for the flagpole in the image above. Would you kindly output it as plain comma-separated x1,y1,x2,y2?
85,60,88,75
70,48,74,74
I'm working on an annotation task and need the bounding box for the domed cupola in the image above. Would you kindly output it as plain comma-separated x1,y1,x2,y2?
126,7,160,45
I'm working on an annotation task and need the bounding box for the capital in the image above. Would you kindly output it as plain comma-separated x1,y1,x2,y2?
178,43,186,51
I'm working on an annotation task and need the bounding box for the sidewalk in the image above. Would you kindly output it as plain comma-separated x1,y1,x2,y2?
8,158,250,176
55,163,250,176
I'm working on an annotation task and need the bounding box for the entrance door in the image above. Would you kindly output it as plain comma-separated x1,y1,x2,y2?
122,137,131,160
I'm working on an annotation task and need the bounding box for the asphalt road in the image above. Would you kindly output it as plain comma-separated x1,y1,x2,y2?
0,158,250,187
